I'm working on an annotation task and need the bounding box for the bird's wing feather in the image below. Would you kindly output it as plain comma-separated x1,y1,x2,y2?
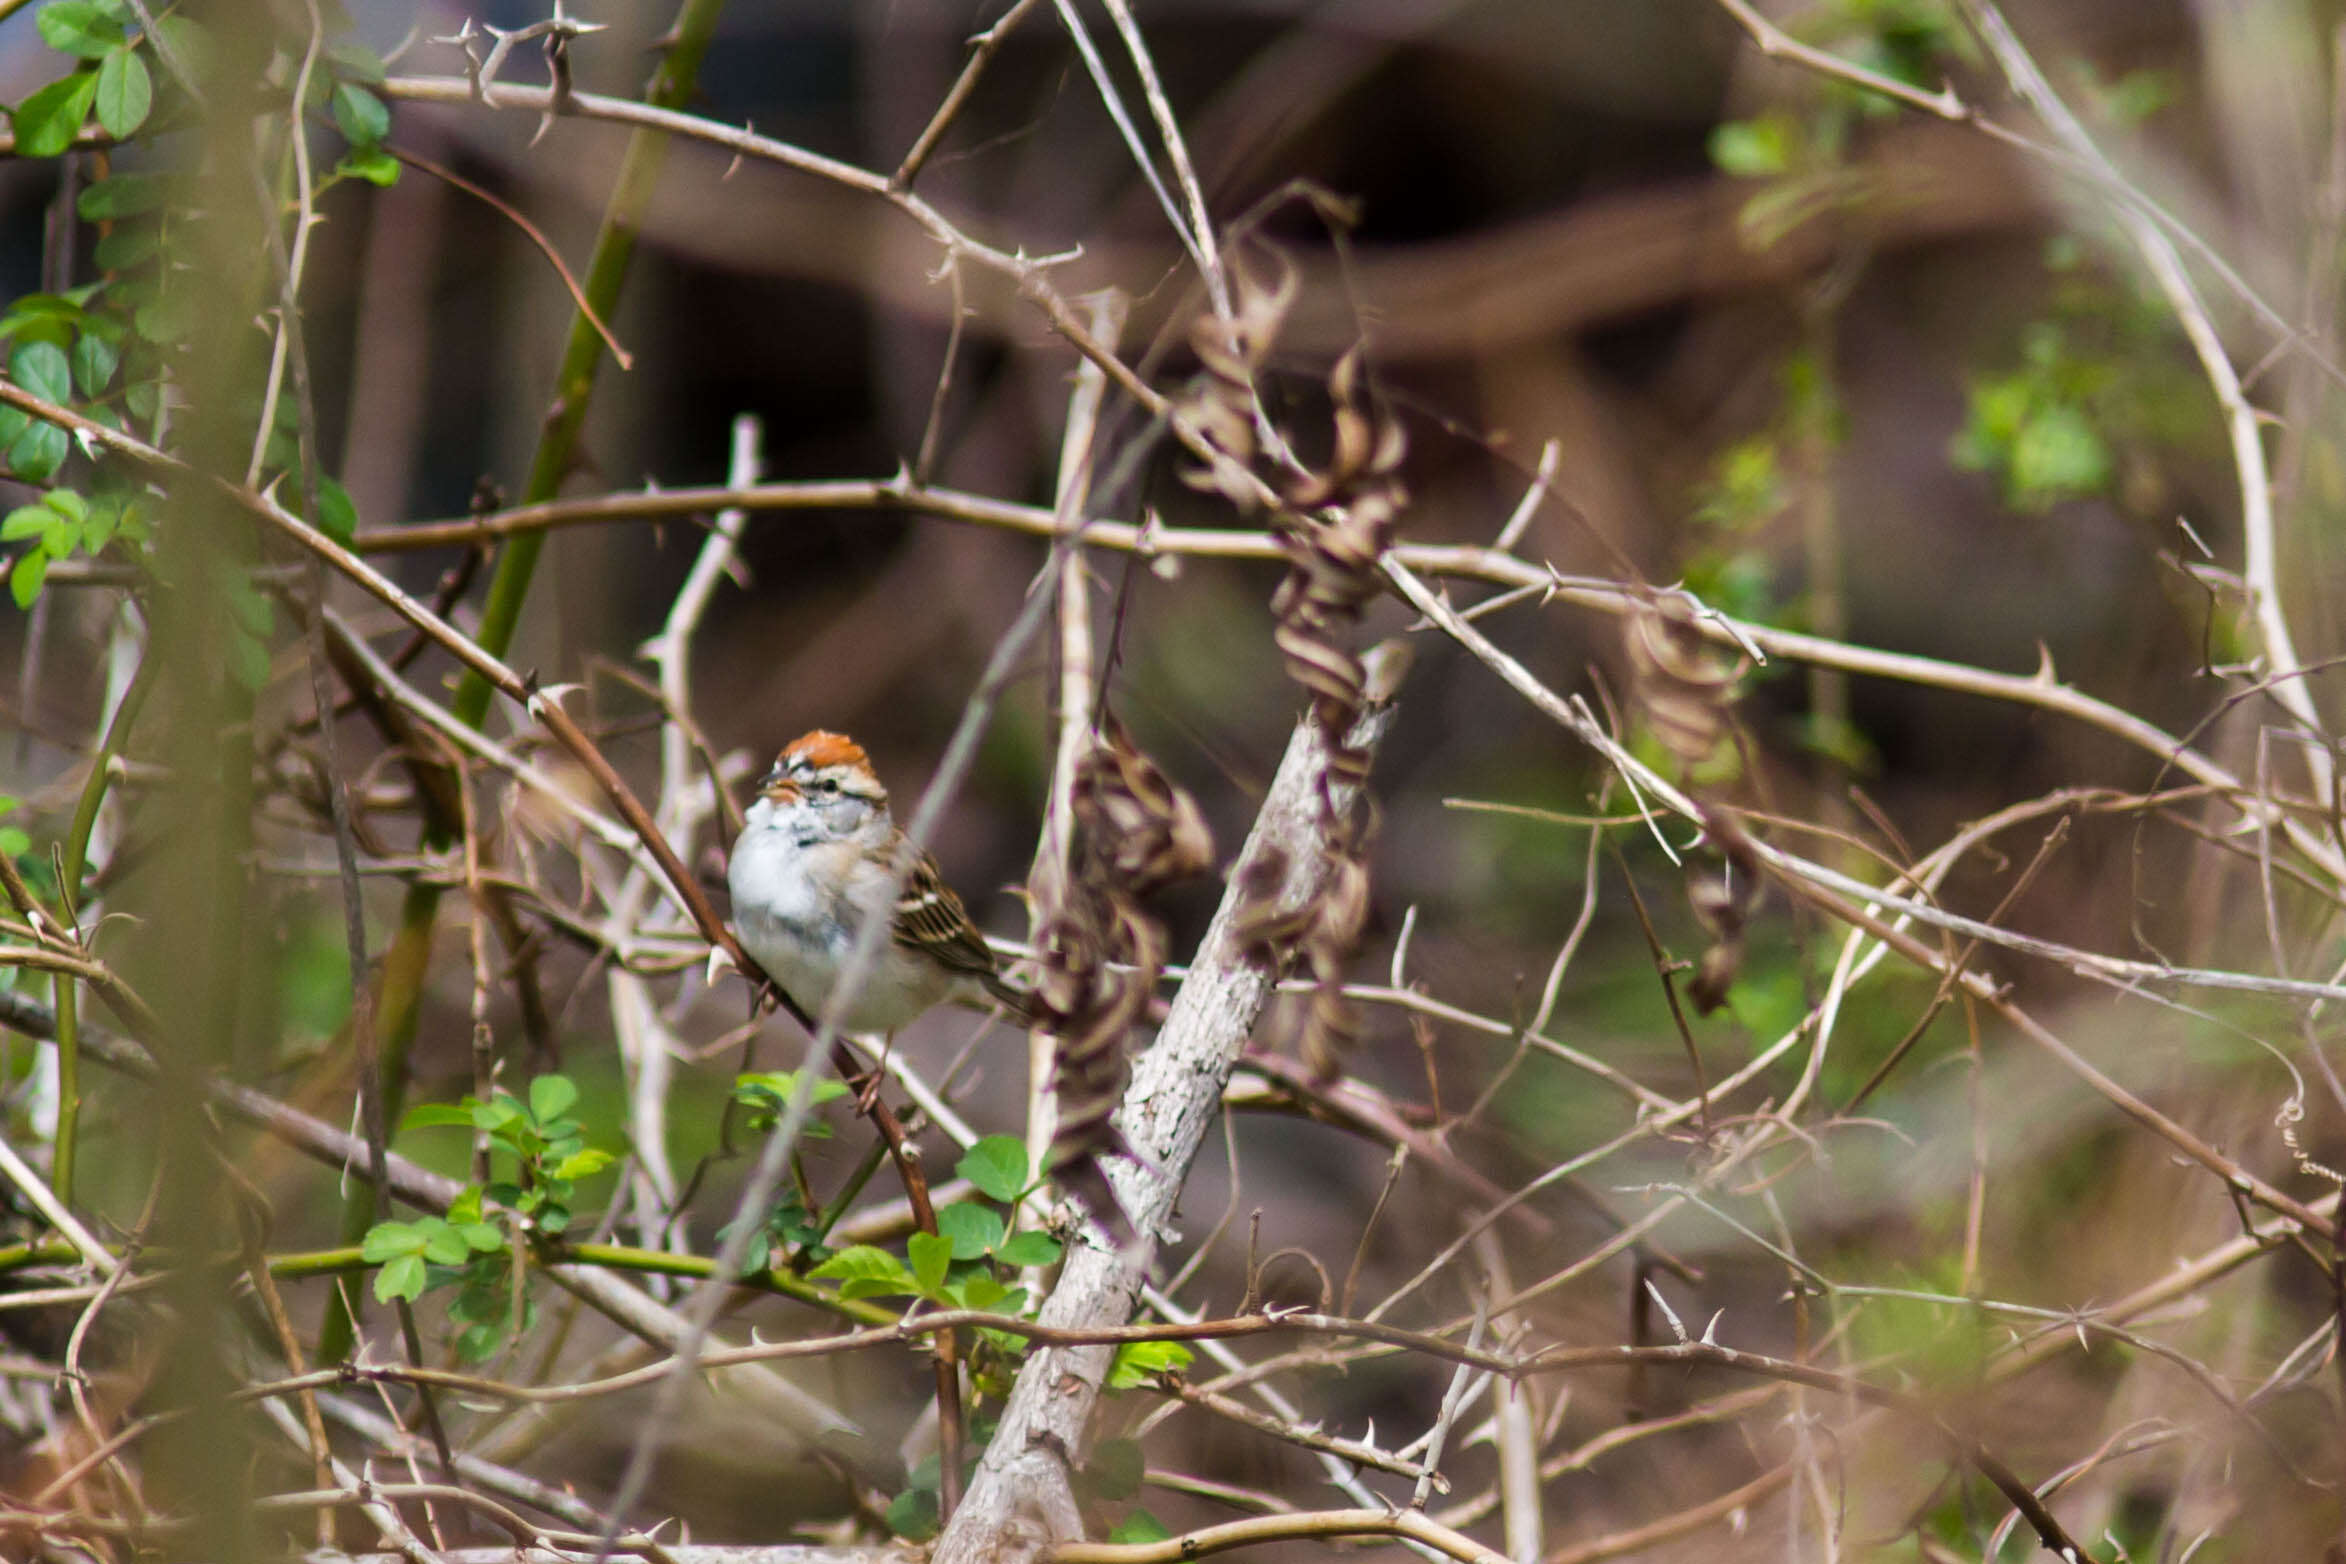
892,853,999,982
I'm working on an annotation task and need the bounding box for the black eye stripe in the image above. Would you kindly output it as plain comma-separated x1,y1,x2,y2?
776,764,880,802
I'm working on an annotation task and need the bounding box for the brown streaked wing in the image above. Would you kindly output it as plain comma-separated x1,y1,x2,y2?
892,852,998,982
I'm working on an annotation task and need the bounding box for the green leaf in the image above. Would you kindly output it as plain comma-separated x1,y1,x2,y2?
1,507,50,542
70,331,117,397
419,1222,471,1265
471,1095,526,1134
399,1102,477,1132
951,1273,1011,1311
359,1222,420,1262
956,1135,1030,1203
92,47,149,138
1106,1511,1171,1545
314,475,358,543
457,1222,504,1253
735,1069,851,1107
446,1271,515,1325
335,145,400,186
13,69,99,158
37,3,125,59
1106,1339,1192,1391
551,1147,613,1181
225,581,272,637
884,1486,939,1543
995,1230,1062,1268
807,1244,916,1299
1709,113,1795,177
1692,436,1786,532
92,218,159,269
9,422,68,485
329,81,388,146
13,340,72,405
935,1201,1004,1261
77,170,165,219
1,292,86,333
839,1276,915,1302
1,317,70,353
528,1073,579,1124
372,1252,427,1303
907,1231,953,1298
2008,402,2111,508
80,497,115,553
132,287,192,343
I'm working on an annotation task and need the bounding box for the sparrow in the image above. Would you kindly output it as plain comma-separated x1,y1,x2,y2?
727,730,1028,1033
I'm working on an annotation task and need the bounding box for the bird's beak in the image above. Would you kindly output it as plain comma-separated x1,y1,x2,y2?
759,768,798,801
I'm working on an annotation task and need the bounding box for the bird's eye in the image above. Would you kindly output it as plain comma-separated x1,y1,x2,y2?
813,778,838,795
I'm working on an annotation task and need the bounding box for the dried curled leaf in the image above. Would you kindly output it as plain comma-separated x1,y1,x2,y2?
1033,722,1215,1221
1625,598,1745,767
1297,830,1375,1078
1174,257,1296,510
1173,250,1406,1085
1257,350,1405,1076
1073,717,1214,897
1682,836,1761,1016
1285,347,1406,510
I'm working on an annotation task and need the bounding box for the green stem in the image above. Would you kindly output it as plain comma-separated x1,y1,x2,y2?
51,650,155,1211
555,1240,894,1324
0,1242,366,1279
265,1246,369,1280
319,0,735,1366
0,1238,82,1272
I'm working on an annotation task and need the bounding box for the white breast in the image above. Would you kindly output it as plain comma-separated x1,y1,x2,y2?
727,811,951,1032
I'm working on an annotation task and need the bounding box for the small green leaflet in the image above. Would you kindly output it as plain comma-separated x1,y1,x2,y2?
93,47,150,139
955,1134,1030,1202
